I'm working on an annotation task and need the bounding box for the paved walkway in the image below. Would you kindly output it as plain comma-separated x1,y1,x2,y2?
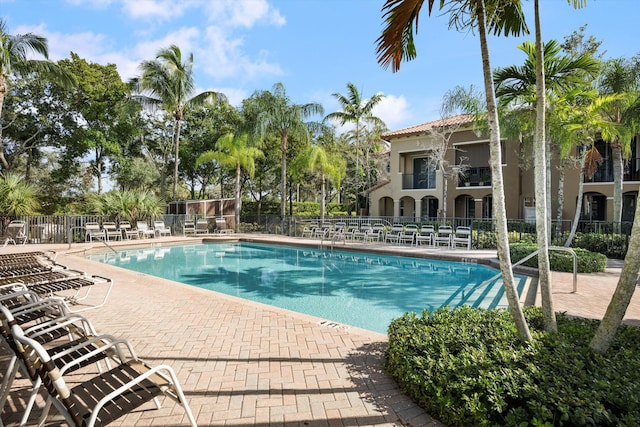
1,235,638,426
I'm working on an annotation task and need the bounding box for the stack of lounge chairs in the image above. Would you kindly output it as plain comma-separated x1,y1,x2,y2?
0,250,198,426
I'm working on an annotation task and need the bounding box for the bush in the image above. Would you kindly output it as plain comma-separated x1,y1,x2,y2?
510,243,607,273
385,306,640,426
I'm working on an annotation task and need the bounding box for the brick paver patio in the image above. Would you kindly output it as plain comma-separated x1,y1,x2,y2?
1,235,638,426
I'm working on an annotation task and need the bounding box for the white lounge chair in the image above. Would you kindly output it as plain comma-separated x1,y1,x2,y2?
119,221,139,239
84,222,105,242
195,219,209,235
384,224,404,244
102,222,122,241
215,217,233,234
301,222,318,238
1,220,27,246
452,226,472,249
415,225,435,246
154,220,171,237
398,224,418,245
183,220,196,236
434,226,453,248
136,221,155,239
10,320,198,427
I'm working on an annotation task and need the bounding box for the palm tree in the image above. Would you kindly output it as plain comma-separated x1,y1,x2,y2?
253,83,324,231
197,132,263,232
298,143,347,222
324,83,385,214
494,36,599,332
132,45,227,201
0,19,73,170
376,0,532,342
596,57,640,228
0,173,39,216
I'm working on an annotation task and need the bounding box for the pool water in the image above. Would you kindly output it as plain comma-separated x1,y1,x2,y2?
88,242,527,334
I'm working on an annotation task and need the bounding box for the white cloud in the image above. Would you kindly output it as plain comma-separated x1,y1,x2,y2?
197,25,282,81
204,0,285,28
373,94,413,131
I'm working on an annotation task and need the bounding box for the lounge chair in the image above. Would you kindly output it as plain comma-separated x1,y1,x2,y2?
215,217,233,234
434,226,453,248
1,220,28,246
119,221,140,240
353,224,373,241
11,321,198,427
384,224,404,244
195,219,209,235
370,223,386,242
343,223,359,240
452,226,472,249
313,223,332,239
154,220,171,237
84,222,105,242
301,222,318,238
102,222,122,241
0,299,121,426
415,225,435,246
136,221,155,239
183,220,196,236
398,224,418,245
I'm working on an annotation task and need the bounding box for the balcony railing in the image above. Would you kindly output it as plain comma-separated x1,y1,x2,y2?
458,166,492,187
402,172,436,190
585,157,640,183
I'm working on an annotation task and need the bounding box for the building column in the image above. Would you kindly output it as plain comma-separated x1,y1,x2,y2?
474,198,483,219
415,198,422,221
394,199,401,218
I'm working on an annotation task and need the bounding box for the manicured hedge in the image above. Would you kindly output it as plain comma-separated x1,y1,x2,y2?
510,243,607,273
385,306,640,426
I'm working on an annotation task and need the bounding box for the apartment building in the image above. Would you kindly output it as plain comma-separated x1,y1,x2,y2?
369,114,640,222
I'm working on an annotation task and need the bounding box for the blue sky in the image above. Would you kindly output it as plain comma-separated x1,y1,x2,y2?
1,0,639,132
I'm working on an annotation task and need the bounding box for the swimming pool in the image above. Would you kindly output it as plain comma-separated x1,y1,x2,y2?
87,242,527,334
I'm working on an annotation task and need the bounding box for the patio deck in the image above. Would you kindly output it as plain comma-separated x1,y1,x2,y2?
1,235,637,426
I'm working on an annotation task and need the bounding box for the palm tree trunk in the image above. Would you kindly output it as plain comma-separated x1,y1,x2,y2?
0,75,10,170
320,171,326,223
280,133,288,232
612,140,623,230
172,119,182,201
590,182,640,353
477,0,532,342
556,164,566,235
534,0,556,332
565,149,587,247
235,162,241,232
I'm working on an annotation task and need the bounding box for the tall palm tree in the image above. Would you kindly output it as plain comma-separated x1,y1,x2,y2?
376,0,532,342
132,45,227,201
494,35,598,332
253,83,323,231
324,83,385,214
197,132,263,232
298,143,347,222
596,57,640,227
0,19,73,170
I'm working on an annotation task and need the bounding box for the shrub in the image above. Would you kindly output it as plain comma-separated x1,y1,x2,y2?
385,307,640,426
510,243,607,273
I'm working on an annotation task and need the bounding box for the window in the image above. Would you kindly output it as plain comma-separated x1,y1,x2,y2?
412,158,436,189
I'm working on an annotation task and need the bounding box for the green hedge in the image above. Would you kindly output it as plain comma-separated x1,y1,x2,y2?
385,306,640,426
510,243,607,273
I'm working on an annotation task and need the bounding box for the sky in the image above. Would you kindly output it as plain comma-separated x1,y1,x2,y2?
1,0,639,133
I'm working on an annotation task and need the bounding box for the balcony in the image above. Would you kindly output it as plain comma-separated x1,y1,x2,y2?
584,157,640,183
458,167,492,187
402,172,436,189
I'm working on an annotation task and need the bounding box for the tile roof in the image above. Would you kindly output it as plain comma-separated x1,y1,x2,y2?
382,113,475,138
